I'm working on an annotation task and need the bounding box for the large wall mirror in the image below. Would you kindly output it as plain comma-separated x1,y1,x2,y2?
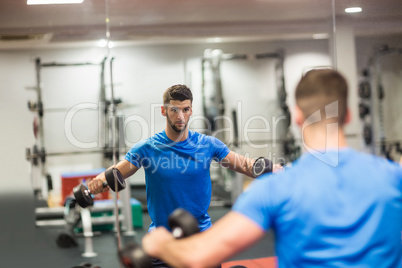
1,0,342,195
1,0,401,212
0,0,401,265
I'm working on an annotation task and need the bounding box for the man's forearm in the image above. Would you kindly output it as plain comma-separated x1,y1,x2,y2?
159,239,199,268
143,229,208,268
220,151,255,177
221,151,279,178
143,212,265,268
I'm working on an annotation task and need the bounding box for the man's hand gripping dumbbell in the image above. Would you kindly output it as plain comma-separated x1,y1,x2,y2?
119,208,200,268
73,168,126,208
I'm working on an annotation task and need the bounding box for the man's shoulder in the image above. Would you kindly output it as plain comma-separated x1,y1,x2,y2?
188,130,202,137
188,130,209,142
130,133,161,149
189,130,223,142
345,148,401,169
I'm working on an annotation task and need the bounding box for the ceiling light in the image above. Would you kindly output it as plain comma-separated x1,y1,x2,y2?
312,33,329,39
345,7,362,13
27,0,84,5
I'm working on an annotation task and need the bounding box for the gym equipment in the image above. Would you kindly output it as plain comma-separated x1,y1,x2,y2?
58,198,102,257
73,168,126,208
71,262,101,268
53,198,98,257
201,49,227,138
61,169,108,207
202,49,245,207
26,56,136,260
33,115,39,139
71,266,99,268
25,146,117,166
357,69,375,153
42,197,142,258
56,231,78,248
201,49,298,207
257,51,300,163
252,157,273,178
168,208,200,238
280,102,291,128
363,124,372,145
283,135,301,163
378,84,385,100
379,140,402,162
119,208,199,268
358,81,371,99
25,57,110,203
358,103,370,119
361,45,402,156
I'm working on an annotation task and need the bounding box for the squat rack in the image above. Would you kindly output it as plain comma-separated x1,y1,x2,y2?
201,49,300,206
27,57,110,199
201,49,300,163
360,45,402,160
26,56,135,257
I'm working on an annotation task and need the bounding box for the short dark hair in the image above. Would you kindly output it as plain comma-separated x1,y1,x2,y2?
163,84,193,105
295,69,348,126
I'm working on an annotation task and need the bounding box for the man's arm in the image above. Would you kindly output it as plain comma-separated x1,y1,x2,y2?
88,159,139,194
220,151,283,178
142,211,265,268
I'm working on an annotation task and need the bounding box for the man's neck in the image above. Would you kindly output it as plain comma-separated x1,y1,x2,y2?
165,126,189,142
302,125,348,151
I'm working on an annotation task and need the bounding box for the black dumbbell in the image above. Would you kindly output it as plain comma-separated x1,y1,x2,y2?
73,168,126,208
252,157,273,177
119,208,200,268
71,263,101,268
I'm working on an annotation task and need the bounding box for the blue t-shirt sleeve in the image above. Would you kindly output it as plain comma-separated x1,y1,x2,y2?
232,173,274,231
209,136,230,162
124,140,147,168
393,163,402,191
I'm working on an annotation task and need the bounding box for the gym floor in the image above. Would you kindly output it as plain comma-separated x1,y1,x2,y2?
2,191,275,268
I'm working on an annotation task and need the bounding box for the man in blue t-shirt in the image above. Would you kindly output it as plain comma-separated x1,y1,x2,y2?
142,70,402,268
88,84,282,267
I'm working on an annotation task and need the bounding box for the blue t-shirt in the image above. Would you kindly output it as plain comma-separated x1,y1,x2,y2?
125,130,230,232
233,148,402,267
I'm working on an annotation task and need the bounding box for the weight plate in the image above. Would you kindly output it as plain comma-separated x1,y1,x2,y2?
32,145,39,166
73,184,93,208
33,116,39,139
363,124,372,145
119,242,152,268
358,81,371,99
56,232,78,248
359,103,370,119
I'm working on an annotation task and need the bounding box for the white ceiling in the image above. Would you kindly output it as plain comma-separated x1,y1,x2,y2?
0,0,401,48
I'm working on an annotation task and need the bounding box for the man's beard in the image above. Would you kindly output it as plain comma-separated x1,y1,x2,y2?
167,115,187,133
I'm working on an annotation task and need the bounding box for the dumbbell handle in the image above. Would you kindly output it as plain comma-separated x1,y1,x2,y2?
79,181,108,200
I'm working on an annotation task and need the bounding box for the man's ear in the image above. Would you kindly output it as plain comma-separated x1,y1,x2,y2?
294,106,304,127
161,105,166,116
344,108,351,125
